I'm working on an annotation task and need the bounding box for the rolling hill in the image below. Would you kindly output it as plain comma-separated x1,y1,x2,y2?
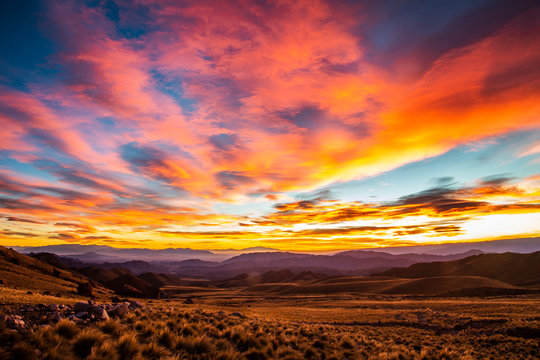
377,251,540,287
246,275,518,296
0,246,111,298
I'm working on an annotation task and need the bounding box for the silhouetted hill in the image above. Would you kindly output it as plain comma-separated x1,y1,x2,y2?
104,273,162,298
98,260,161,275
138,272,183,287
76,266,133,284
377,251,540,287
214,269,298,287
75,266,166,298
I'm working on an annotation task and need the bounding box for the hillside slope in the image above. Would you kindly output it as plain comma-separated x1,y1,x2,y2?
377,251,540,287
0,246,110,298
247,275,517,296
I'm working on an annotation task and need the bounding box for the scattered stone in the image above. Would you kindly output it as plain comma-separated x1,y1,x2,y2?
109,303,129,318
2,315,27,331
74,302,91,313
77,282,93,297
50,312,63,322
128,301,143,310
94,307,109,321
230,312,246,319
73,302,109,321
75,312,88,319
43,290,51,296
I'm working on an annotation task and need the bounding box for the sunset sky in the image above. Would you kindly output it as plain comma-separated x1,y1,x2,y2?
0,0,539,251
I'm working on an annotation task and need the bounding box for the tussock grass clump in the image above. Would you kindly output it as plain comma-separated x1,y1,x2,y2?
157,329,177,349
73,329,106,358
1,298,539,359
99,320,122,337
116,333,140,359
140,342,169,359
55,319,79,339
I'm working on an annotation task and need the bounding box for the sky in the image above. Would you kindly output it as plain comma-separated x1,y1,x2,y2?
0,0,539,251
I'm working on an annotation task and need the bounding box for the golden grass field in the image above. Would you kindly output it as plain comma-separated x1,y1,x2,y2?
1,289,539,359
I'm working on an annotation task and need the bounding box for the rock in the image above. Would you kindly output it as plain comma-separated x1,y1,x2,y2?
12,319,26,331
0,279,5,285
26,291,33,295
183,297,194,304
4,316,26,331
75,312,88,319
128,301,143,310
43,290,51,296
50,312,63,322
74,302,109,320
77,282,93,297
230,312,246,319
94,307,109,321
109,303,129,318
74,302,92,313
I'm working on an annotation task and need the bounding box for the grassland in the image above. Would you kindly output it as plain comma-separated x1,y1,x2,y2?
1,291,538,359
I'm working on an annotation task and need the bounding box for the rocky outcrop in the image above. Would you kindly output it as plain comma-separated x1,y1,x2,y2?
0,301,143,332
109,303,129,318
77,282,93,297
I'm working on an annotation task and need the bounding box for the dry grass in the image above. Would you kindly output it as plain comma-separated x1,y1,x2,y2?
0,295,539,359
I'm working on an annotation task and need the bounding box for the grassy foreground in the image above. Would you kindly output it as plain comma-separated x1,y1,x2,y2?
1,295,539,359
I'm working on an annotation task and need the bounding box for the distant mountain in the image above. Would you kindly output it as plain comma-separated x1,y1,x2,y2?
170,251,480,279
63,251,122,263
360,237,540,255
377,251,540,287
14,244,219,262
335,249,484,262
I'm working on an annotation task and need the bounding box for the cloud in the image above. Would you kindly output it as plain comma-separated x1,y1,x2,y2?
0,0,539,249
257,178,540,226
5,217,43,224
